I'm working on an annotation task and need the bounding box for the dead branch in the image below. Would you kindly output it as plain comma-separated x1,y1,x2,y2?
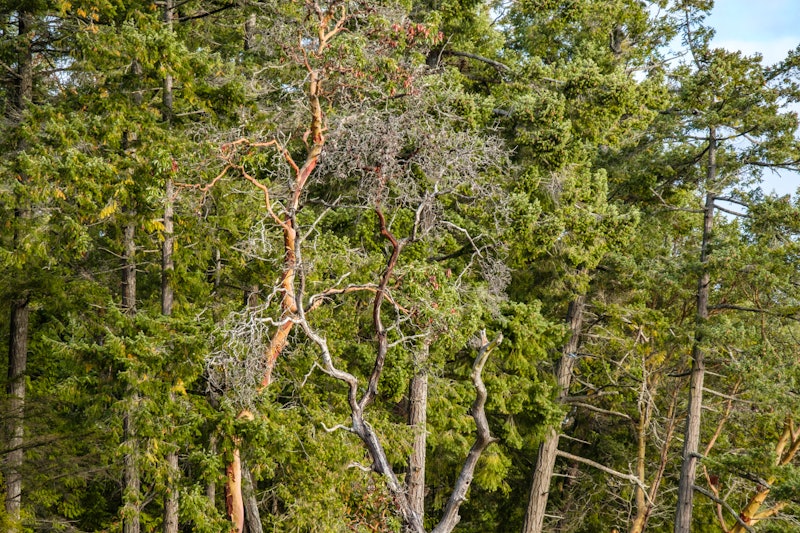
694,485,755,532
431,330,502,533
555,450,652,505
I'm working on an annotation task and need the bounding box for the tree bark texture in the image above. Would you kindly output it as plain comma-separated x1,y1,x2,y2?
163,451,179,533
225,446,244,533
675,129,716,533
122,220,137,314
522,295,585,533
123,401,141,533
406,342,430,521
161,183,174,316
121,212,140,533
4,298,29,525
4,11,34,528
206,433,217,505
242,462,263,533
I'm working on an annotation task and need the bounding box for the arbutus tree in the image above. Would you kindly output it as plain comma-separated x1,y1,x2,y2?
198,2,519,531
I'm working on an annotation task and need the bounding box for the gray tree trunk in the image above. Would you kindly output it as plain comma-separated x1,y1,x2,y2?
675,128,716,533
5,298,29,527
121,216,140,533
522,295,585,533
4,11,34,529
123,402,141,533
242,462,263,533
406,342,430,520
206,434,217,505
162,452,179,533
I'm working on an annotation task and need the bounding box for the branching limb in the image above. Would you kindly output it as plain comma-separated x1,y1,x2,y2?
555,450,653,506
321,423,354,434
694,485,755,532
431,330,502,533
360,204,403,411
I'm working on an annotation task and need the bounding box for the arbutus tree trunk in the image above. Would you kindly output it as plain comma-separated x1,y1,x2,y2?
522,294,585,533
220,9,330,526
226,446,244,533
675,128,716,533
225,288,259,533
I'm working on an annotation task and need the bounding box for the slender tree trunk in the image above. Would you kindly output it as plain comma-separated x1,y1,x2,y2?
3,11,34,528
207,433,217,505
406,341,430,520
123,402,141,533
15,11,33,114
5,298,29,527
163,452,179,533
121,217,140,533
242,461,263,533
226,446,245,533
224,288,259,533
522,295,585,533
162,180,178,533
675,128,716,533
244,13,257,51
629,377,655,533
122,220,137,314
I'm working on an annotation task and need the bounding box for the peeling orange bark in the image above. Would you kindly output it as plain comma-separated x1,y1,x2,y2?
222,4,341,528
225,446,244,533
730,417,800,533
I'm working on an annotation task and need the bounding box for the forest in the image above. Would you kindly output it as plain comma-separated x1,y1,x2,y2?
1,0,800,531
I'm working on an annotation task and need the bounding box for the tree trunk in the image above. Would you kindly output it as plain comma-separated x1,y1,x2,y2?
163,451,179,533
122,220,137,314
162,177,178,533
242,462,263,533
123,401,141,533
225,446,245,533
406,342,430,520
675,128,716,533
207,434,217,505
121,216,140,533
522,295,585,533
629,379,654,533
3,11,34,528
224,289,259,532
244,13,257,51
4,298,29,527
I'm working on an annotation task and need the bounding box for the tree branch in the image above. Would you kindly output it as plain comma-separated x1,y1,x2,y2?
436,49,511,72
555,450,652,505
694,485,755,532
431,331,502,533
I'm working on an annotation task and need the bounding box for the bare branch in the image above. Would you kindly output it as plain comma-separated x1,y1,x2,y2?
555,450,652,505
321,423,354,434
431,331,502,533
436,49,511,72
572,402,632,420
694,485,756,532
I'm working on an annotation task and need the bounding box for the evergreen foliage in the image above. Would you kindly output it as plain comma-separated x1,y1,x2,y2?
0,1,799,532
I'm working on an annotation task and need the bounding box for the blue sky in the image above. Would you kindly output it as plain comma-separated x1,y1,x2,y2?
706,0,800,197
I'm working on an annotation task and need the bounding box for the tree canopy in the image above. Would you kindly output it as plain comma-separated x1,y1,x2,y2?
1,1,799,532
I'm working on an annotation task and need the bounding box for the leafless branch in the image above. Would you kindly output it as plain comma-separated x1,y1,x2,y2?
694,485,755,532
555,450,653,506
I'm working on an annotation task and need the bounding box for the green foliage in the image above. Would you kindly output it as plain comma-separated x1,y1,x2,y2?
1,1,800,532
